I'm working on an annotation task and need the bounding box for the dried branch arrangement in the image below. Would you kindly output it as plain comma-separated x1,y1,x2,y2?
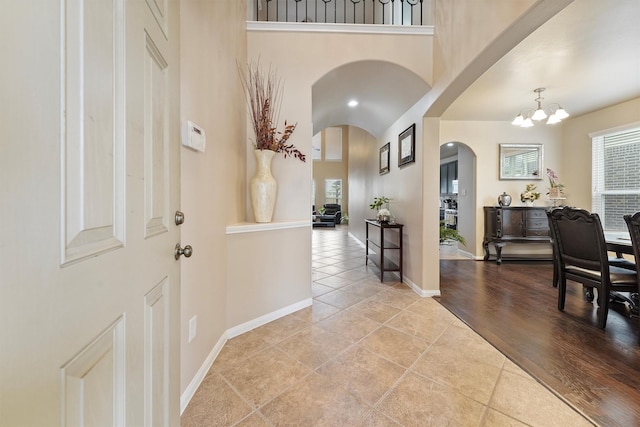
241,61,306,162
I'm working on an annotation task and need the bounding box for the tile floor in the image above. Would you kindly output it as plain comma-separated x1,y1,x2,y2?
181,227,594,426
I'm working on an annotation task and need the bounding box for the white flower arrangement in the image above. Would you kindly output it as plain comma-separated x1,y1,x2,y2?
520,184,541,202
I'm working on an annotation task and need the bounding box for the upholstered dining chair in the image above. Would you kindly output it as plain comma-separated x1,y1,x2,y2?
547,207,637,329
623,212,640,343
548,207,635,289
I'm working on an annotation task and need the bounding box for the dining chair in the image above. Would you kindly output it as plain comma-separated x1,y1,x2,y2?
547,207,634,289
623,212,640,343
548,207,637,328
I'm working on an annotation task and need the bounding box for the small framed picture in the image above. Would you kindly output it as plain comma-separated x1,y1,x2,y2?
379,143,390,174
398,123,415,167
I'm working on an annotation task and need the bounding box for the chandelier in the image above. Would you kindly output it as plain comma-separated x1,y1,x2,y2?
512,88,569,127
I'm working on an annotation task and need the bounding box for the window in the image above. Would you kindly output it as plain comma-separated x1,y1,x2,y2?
324,127,342,161
312,133,321,160
325,179,342,205
591,125,640,231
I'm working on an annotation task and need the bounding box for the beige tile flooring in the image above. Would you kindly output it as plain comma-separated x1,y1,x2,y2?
181,227,593,426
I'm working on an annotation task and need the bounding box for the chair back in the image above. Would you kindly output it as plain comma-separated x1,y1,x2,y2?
323,204,341,214
547,207,608,273
624,212,640,269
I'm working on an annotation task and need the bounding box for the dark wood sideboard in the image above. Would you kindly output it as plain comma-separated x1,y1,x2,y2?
483,206,552,264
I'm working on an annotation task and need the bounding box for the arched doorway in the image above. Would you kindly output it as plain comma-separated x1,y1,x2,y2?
439,141,477,259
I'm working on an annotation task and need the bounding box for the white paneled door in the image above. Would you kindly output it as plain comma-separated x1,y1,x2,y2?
0,1,181,426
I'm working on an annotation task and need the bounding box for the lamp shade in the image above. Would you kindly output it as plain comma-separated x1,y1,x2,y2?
546,114,561,124
531,108,547,121
555,107,569,120
512,114,524,126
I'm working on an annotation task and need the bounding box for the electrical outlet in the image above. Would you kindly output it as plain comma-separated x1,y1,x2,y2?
189,315,197,343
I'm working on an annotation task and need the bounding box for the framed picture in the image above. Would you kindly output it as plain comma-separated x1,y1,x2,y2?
398,123,415,167
379,143,390,174
499,143,543,180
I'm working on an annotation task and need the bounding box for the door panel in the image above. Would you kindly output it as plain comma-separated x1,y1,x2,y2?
0,1,180,425
63,0,125,265
62,317,126,427
144,34,171,238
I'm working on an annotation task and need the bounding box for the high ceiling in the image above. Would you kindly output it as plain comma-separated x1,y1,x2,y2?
312,0,640,139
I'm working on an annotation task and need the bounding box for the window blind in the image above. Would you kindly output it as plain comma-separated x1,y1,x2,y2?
592,126,640,230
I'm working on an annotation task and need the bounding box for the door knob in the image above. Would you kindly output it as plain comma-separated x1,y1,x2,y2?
175,211,185,225
175,243,193,260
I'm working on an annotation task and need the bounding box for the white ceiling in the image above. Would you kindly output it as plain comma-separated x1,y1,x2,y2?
441,0,640,122
312,60,430,137
312,0,640,139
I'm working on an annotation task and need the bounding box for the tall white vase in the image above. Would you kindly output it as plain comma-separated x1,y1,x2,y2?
250,149,277,223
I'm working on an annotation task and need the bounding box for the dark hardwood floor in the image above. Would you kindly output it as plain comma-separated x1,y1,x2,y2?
437,260,640,427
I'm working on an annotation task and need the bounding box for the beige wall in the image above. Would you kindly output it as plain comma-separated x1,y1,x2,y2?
368,100,431,292
347,126,378,239
226,226,312,328
561,97,640,211
179,0,247,395
432,0,536,84
246,30,433,224
456,143,477,255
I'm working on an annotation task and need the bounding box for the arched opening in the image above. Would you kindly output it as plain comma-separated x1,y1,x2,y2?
439,141,477,259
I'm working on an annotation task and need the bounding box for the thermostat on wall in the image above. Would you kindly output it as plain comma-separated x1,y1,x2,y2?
181,120,206,152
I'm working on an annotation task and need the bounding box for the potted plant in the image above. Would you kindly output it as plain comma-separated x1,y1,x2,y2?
439,221,466,246
546,168,565,198
369,196,391,222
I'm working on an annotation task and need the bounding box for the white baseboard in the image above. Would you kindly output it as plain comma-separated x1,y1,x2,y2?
456,248,482,260
226,297,313,339
180,333,227,415
180,297,313,414
403,276,440,297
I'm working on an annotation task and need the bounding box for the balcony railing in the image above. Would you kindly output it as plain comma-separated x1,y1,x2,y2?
252,0,432,26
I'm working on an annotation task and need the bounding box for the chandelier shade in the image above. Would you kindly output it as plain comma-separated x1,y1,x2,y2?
512,88,569,127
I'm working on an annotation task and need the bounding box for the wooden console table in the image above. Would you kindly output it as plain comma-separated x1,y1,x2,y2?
483,206,551,264
365,219,403,282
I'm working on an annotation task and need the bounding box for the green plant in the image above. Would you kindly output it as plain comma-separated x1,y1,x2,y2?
340,213,349,224
439,222,466,246
369,196,389,211
318,207,326,215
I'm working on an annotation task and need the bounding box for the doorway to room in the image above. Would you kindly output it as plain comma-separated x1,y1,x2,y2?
439,141,477,259
312,126,349,228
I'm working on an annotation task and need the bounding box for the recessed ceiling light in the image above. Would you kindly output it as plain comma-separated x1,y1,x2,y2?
347,100,358,107
447,143,454,147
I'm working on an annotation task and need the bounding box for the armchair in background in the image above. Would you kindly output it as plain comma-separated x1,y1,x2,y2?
321,204,342,224
311,204,341,227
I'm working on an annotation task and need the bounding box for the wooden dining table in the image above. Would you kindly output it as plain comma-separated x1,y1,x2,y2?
606,231,634,257
605,232,639,317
